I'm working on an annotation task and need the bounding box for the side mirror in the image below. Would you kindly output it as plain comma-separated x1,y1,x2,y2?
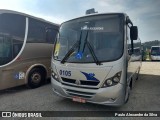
130,26,138,40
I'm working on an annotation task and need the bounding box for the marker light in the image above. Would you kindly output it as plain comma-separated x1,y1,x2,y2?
113,77,120,83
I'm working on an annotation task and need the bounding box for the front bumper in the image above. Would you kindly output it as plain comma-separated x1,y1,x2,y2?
51,77,126,106
151,56,160,60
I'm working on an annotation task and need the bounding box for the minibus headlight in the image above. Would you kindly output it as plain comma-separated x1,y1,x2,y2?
51,70,60,82
106,79,113,86
102,71,122,88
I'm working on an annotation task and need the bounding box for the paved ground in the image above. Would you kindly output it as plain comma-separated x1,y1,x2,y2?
0,62,160,119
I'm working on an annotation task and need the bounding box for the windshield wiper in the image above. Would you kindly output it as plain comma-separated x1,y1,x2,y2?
61,30,102,65
87,42,102,65
82,31,102,65
61,31,82,64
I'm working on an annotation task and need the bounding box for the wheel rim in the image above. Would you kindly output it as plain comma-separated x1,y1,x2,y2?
31,72,41,84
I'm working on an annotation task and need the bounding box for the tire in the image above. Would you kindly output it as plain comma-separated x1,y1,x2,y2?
125,84,131,104
27,68,45,88
136,68,140,80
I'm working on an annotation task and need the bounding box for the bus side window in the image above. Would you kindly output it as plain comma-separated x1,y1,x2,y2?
0,13,25,65
13,43,23,58
46,28,58,44
27,18,46,43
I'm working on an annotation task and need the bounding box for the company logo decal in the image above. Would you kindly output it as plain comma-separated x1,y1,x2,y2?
81,71,99,81
14,72,25,80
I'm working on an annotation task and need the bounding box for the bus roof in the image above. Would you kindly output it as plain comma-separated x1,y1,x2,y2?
0,9,59,26
151,46,160,48
61,12,128,25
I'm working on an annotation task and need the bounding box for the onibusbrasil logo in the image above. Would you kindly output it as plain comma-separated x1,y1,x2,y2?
1,112,42,118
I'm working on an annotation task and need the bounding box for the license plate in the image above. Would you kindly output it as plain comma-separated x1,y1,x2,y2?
72,97,86,103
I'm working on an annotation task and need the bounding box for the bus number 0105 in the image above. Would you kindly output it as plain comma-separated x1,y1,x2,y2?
59,70,71,76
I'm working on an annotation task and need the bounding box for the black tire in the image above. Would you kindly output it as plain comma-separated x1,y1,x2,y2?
125,80,132,104
136,68,140,80
125,86,130,104
27,68,45,88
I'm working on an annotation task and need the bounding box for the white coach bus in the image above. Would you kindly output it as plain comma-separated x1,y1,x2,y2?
0,10,59,90
51,13,141,106
150,46,160,61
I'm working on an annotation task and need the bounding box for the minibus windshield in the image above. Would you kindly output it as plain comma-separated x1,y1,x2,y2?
54,14,124,63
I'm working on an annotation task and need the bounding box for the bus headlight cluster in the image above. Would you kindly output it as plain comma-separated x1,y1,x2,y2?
51,70,60,82
102,71,122,88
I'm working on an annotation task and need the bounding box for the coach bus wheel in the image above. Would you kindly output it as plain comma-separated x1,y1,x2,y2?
27,68,45,88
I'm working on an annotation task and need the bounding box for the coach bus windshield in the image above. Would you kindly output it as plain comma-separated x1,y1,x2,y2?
54,14,124,63
151,47,160,55
0,13,25,66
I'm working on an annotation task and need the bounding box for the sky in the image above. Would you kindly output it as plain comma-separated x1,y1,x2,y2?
0,0,160,43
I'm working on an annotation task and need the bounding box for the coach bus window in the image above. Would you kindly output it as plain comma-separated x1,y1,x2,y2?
27,18,46,43
0,13,25,66
28,19,58,44
46,27,57,44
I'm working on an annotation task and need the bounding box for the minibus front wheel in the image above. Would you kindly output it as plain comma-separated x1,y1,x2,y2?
125,83,131,104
